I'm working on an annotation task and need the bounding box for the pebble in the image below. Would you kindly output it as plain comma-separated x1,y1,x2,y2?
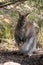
4,62,21,65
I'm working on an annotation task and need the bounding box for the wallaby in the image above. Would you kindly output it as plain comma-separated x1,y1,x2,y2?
15,12,36,55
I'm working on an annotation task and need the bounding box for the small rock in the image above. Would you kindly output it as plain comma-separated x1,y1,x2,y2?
4,62,21,65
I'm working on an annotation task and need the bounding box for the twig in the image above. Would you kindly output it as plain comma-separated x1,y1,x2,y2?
0,1,21,8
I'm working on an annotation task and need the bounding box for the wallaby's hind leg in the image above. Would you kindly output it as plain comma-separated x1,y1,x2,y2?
20,36,36,56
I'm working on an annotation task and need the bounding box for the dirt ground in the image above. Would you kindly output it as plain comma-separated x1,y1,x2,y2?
0,51,43,65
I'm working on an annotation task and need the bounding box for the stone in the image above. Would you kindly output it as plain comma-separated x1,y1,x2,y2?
4,62,21,65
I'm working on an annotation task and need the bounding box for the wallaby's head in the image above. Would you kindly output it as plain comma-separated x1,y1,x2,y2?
17,11,30,21
15,11,30,30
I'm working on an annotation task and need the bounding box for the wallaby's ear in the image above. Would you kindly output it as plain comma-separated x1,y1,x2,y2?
17,11,22,17
24,12,30,17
